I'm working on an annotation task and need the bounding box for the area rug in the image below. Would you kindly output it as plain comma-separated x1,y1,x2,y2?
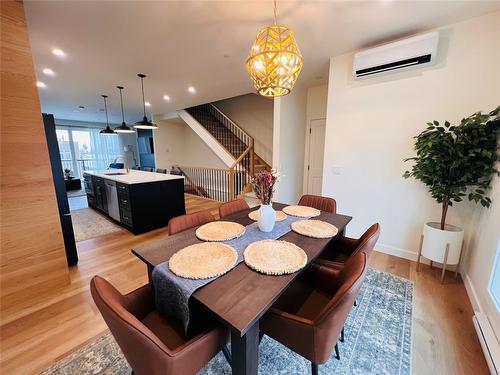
71,208,125,242
41,268,413,374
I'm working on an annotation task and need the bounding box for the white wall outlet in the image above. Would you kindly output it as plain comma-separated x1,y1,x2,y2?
332,166,342,175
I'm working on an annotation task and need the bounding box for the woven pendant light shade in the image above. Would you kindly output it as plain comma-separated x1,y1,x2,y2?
246,25,303,97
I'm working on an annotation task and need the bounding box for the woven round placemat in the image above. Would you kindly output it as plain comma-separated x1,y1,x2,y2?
244,240,307,276
291,219,338,238
196,221,246,241
169,242,238,279
282,205,321,218
248,210,288,222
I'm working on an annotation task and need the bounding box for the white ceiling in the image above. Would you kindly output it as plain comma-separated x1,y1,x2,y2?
25,0,500,124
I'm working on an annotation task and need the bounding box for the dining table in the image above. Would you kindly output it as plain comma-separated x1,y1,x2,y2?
132,202,352,375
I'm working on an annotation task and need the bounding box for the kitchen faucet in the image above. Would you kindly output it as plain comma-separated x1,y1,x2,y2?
112,155,130,173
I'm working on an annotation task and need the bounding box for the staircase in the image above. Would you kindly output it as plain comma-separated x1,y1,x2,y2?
177,103,270,202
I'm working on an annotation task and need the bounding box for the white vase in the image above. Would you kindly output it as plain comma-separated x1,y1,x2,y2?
421,222,464,265
258,204,276,232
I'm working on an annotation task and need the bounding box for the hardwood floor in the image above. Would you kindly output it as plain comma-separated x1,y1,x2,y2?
0,195,488,374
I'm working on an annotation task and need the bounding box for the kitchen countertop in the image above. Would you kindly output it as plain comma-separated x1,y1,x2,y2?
83,169,184,185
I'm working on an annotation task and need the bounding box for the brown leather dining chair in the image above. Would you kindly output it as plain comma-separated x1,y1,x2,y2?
168,210,215,235
259,252,367,375
219,198,250,219
298,194,337,213
91,276,228,375
319,223,380,263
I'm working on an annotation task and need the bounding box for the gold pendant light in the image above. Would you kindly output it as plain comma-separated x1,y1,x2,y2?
246,0,303,97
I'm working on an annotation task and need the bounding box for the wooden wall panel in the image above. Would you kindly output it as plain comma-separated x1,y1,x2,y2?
0,0,70,321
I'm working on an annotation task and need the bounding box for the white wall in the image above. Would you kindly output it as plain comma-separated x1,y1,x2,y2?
214,93,274,164
323,12,500,255
322,11,500,335
154,117,226,170
273,84,308,204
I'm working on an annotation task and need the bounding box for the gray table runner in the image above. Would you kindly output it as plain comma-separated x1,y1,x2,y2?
152,214,306,333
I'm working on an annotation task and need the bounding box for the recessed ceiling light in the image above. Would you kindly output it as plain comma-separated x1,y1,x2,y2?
188,86,196,94
163,95,171,101
78,105,85,110
43,68,55,76
145,101,151,107
36,81,47,88
52,48,65,57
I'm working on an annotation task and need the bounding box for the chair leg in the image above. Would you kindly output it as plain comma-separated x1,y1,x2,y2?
222,345,231,365
340,327,345,342
311,362,318,375
353,299,357,307
334,343,340,360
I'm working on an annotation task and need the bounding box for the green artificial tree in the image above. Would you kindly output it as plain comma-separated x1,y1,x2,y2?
404,106,500,230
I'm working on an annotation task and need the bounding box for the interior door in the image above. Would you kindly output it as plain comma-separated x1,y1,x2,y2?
307,119,326,195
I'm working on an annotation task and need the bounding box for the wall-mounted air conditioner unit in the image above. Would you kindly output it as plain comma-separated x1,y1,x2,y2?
353,31,439,79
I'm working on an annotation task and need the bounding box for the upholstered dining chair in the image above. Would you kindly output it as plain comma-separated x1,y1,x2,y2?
218,199,250,219
90,276,229,375
156,168,167,174
319,223,380,263
298,194,336,213
142,166,154,172
259,253,367,375
168,210,215,235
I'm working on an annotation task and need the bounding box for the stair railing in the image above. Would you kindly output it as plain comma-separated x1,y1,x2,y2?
207,104,253,149
180,103,257,202
177,166,232,202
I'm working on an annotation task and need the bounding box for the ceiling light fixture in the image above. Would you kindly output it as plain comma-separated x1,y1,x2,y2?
114,86,135,133
246,0,303,97
36,81,47,88
99,95,117,135
134,74,157,130
42,68,55,76
188,86,196,94
163,95,171,101
145,101,151,107
52,48,65,57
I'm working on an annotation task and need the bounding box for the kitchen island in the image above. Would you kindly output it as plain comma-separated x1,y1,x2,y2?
83,169,185,234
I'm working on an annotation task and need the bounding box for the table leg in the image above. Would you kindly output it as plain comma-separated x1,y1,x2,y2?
147,264,154,283
231,322,259,375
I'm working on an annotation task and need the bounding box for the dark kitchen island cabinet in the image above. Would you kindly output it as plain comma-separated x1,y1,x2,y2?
83,170,185,235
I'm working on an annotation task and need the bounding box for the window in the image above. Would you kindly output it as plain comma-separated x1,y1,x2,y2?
488,239,500,311
56,126,122,178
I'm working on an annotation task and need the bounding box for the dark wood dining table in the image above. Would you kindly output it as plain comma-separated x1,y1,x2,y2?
132,203,352,375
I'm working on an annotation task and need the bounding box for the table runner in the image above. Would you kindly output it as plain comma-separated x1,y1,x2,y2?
152,214,306,333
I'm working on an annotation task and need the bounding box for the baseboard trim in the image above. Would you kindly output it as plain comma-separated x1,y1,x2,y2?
374,243,432,265
462,272,484,313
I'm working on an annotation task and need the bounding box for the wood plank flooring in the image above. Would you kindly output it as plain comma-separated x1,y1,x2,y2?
0,195,488,374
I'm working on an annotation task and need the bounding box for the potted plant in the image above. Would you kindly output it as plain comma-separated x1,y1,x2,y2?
404,106,499,269
251,169,280,232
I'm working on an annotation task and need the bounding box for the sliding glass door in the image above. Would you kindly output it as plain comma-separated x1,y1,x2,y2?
56,126,122,178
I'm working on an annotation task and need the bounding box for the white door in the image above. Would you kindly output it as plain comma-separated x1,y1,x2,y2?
306,119,326,195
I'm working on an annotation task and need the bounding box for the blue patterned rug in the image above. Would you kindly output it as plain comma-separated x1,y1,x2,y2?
42,268,413,375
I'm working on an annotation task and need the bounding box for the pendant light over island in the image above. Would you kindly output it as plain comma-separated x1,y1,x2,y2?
99,94,117,135
134,73,157,130
114,86,135,133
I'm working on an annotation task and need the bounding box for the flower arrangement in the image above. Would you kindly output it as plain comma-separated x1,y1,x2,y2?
251,169,280,205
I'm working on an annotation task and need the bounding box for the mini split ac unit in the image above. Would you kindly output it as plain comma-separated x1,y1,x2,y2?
353,31,439,78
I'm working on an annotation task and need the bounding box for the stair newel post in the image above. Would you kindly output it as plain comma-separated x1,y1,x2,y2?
249,145,255,178
229,167,235,201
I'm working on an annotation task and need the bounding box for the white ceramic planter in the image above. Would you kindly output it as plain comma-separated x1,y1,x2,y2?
421,222,464,265
258,204,276,232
